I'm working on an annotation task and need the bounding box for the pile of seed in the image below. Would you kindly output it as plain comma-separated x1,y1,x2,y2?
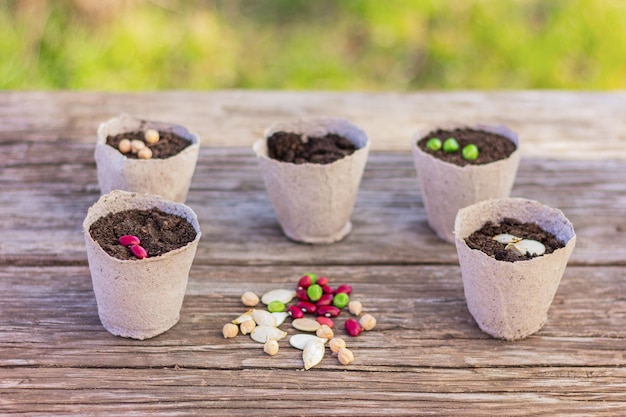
222,273,377,370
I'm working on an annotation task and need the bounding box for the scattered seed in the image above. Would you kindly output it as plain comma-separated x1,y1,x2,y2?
239,319,256,335
252,309,277,327
292,318,321,332
222,323,238,338
315,293,334,307
316,316,334,328
286,305,304,319
250,325,287,344
298,274,314,288
118,138,132,154
241,291,260,307
232,309,254,324
345,318,363,337
271,311,289,327
348,300,363,316
263,339,279,356
297,301,317,314
144,129,160,144
359,313,377,331
334,284,352,295
316,324,334,339
328,337,346,354
492,233,522,244
337,347,354,365
316,276,329,286
317,305,341,318
261,289,296,305
306,284,323,302
289,334,327,350
268,300,286,313
332,292,349,309
302,339,325,370
137,147,153,160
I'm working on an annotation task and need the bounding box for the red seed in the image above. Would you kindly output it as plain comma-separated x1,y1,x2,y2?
295,287,309,301
118,235,140,247
316,316,334,328
316,276,329,286
345,318,362,337
317,305,341,318
315,293,334,307
296,301,317,314
129,244,148,259
286,305,304,319
321,285,334,294
334,284,353,295
297,275,313,288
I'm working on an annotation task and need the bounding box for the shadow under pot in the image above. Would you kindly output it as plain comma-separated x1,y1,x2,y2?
83,190,201,340
411,125,520,243
95,113,200,203
253,117,370,244
454,197,576,341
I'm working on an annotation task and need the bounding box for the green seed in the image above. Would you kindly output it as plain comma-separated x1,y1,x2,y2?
462,144,479,160
426,138,442,151
306,284,323,302
443,138,459,153
332,292,350,309
267,300,286,313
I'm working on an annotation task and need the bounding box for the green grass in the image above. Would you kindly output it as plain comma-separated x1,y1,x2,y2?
2,0,625,90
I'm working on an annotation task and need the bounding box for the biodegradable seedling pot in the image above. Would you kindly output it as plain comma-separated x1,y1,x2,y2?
95,114,200,203
454,198,576,341
411,124,520,243
253,117,370,244
83,190,201,340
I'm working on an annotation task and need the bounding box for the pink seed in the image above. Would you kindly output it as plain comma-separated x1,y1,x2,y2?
321,285,334,294
345,318,362,337
296,301,317,314
316,316,334,328
118,235,140,247
317,305,341,318
316,276,329,286
286,305,304,319
334,284,353,295
295,287,309,301
129,244,148,259
298,275,313,289
315,293,334,307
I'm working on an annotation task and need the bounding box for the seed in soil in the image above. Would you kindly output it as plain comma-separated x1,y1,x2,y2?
359,314,377,331
332,292,349,309
315,293,334,307
287,305,304,319
250,325,287,344
252,309,277,327
328,337,346,353
144,129,160,144
263,339,279,356
137,147,153,160
492,233,522,244
129,244,148,259
307,284,323,302
222,323,238,338
345,318,363,337
506,239,546,256
334,284,352,295
426,138,442,151
289,334,328,350
337,347,354,365
239,319,256,335
316,324,334,339
297,301,317,314
292,318,321,332
316,316,334,328
348,300,363,316
267,300,286,313
443,137,459,153
261,288,295,305
462,143,479,160
317,305,341,318
131,139,145,153
241,291,260,307
118,138,132,154
118,235,140,247
303,339,325,370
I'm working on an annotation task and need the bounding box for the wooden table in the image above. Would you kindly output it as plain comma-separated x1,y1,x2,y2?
1,91,625,416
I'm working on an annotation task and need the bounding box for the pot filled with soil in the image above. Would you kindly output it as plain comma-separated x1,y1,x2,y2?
95,114,200,203
83,190,201,340
454,197,576,341
411,125,520,243
253,117,369,244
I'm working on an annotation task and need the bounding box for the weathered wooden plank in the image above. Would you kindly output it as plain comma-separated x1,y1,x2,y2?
1,91,625,159
1,145,624,266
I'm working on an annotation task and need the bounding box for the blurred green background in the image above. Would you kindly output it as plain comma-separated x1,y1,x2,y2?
2,0,625,90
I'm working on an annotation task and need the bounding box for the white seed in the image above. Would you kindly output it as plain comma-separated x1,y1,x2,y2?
144,129,160,144
250,325,287,344
316,324,334,339
137,147,153,160
239,319,256,335
263,339,279,356
261,289,296,305
222,323,238,338
131,139,145,153
337,347,354,365
241,291,259,307
328,337,346,354
289,334,328,350
492,233,522,244
359,313,377,331
302,339,325,370
118,138,132,154
271,311,289,327
506,239,546,257
232,309,254,324
252,309,277,327
348,300,363,316
292,318,321,332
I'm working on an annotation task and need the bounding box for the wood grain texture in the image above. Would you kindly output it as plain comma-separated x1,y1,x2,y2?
1,92,625,416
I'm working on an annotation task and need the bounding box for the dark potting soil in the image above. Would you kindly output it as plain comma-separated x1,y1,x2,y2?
267,131,357,164
417,127,516,166
89,208,197,260
464,218,565,262
106,130,191,159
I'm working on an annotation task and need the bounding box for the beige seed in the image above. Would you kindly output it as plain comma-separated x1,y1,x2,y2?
263,339,279,356
316,324,334,339
131,139,145,153
239,319,256,335
359,313,377,331
118,138,132,154
302,339,325,370
348,300,363,316
137,147,153,160
292,318,321,332
241,291,260,307
144,129,160,144
328,337,346,354
222,323,238,338
337,347,354,365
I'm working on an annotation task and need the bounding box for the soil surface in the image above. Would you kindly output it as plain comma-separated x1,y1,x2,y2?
267,131,357,164
417,127,516,166
90,208,197,260
106,130,192,159
464,218,566,262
